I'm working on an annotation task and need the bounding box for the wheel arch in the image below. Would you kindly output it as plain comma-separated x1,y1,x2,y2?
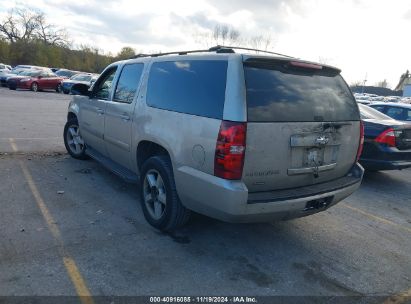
67,111,77,121
136,140,172,173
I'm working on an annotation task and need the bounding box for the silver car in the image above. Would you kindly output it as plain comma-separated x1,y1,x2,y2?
64,46,364,231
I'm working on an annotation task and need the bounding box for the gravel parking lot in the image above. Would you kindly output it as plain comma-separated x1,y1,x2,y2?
0,87,410,303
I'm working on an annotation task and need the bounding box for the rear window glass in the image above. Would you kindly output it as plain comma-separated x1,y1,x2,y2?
146,60,228,119
359,104,394,120
385,107,411,121
244,60,359,122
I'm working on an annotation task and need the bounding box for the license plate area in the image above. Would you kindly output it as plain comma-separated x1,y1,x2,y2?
304,196,333,211
303,147,324,167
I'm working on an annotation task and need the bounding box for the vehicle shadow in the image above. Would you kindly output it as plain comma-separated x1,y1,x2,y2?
58,156,406,296
361,169,411,193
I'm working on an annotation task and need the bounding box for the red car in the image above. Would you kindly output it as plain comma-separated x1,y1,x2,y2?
7,70,64,92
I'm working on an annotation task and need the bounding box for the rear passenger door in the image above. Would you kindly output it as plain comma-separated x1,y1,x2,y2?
104,63,144,169
38,72,51,89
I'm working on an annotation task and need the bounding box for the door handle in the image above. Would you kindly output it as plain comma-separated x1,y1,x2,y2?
96,108,104,115
120,114,130,121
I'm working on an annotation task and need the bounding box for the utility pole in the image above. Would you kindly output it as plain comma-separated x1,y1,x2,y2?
361,72,368,94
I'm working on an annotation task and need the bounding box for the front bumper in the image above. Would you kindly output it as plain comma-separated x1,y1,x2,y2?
175,163,364,223
62,84,73,93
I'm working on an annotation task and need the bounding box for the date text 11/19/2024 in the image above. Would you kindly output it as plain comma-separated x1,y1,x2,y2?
149,296,258,303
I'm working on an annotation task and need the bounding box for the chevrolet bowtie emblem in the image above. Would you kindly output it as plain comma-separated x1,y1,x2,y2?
315,136,329,145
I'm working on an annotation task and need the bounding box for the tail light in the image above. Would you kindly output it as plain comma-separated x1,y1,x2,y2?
289,61,323,70
214,121,247,180
356,121,364,162
375,128,396,147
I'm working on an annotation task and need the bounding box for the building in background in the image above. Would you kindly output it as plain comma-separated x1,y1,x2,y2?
395,70,411,97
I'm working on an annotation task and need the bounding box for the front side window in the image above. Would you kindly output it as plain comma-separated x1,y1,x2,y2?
92,67,117,100
146,60,228,119
113,63,144,103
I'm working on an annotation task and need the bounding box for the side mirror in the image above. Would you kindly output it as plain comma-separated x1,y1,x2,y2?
38,75,43,79
71,83,91,97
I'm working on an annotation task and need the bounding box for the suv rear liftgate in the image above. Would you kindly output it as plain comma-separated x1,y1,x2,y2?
242,58,362,208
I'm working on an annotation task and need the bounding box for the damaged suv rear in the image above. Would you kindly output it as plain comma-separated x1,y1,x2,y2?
65,46,364,230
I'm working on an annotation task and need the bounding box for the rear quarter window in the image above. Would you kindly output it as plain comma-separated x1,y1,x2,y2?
146,60,228,119
244,60,359,122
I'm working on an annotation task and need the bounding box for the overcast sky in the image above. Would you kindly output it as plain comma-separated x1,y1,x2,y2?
1,0,410,88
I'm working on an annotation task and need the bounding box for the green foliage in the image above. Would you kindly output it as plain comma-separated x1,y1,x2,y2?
0,40,115,73
115,47,136,60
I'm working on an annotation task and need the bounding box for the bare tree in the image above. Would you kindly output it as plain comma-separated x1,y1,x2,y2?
36,13,69,46
0,8,39,42
0,8,68,46
212,24,241,46
350,80,363,87
194,24,275,51
375,79,389,88
248,34,273,51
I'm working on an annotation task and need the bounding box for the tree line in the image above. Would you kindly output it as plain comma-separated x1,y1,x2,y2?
0,8,274,74
0,8,136,73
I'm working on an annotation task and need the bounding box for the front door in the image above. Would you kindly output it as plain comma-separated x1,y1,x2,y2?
80,66,118,156
104,63,144,170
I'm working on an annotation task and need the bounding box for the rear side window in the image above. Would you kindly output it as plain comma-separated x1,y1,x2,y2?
359,104,393,120
113,63,144,103
244,60,359,122
146,60,228,119
385,107,411,121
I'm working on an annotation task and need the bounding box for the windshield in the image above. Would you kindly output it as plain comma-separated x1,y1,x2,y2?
56,70,77,77
244,60,360,122
70,74,91,81
21,71,41,77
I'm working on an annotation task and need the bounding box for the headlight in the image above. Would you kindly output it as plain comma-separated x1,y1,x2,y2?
20,78,31,82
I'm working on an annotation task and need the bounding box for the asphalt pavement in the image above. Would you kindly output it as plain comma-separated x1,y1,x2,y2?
0,87,410,303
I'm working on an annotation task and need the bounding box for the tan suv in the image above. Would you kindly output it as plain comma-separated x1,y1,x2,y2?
64,46,364,231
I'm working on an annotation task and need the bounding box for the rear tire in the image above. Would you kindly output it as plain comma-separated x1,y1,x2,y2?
140,156,191,231
63,118,88,160
56,84,62,93
31,82,38,92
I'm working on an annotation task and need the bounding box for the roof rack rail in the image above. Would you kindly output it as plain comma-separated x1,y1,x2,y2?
131,48,212,59
130,45,294,59
209,45,295,58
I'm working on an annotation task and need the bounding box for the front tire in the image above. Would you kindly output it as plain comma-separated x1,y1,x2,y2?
140,156,191,231
63,118,88,159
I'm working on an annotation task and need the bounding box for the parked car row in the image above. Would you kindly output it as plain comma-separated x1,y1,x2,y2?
0,64,99,94
354,93,410,104
60,73,99,94
358,104,411,171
